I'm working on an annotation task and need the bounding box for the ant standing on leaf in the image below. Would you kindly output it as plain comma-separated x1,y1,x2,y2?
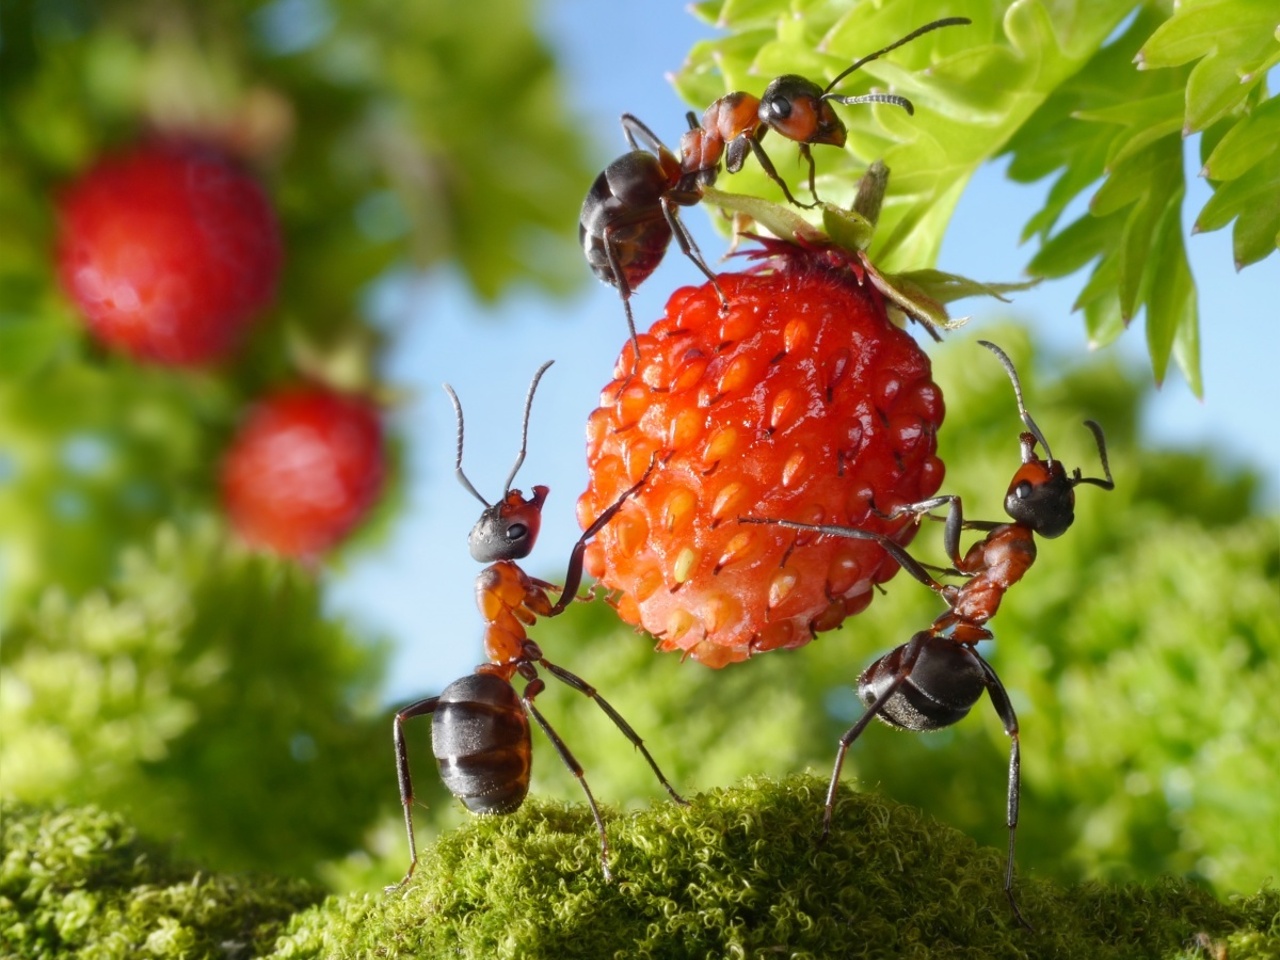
741,340,1114,928
681,16,970,208
580,17,970,365
390,360,686,889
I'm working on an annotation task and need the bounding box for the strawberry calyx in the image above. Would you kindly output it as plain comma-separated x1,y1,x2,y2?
701,161,1036,337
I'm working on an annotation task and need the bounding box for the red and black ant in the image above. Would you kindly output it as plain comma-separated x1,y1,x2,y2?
742,340,1114,927
681,16,970,208
580,17,969,361
391,360,686,887
579,112,728,365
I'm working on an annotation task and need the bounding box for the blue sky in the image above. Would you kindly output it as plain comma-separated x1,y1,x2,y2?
330,4,1279,704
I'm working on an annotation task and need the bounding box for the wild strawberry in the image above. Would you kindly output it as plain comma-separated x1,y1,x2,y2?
55,140,282,365
577,241,945,667
221,385,386,559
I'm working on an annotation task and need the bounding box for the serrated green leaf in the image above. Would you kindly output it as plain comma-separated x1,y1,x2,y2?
1137,0,1277,69
1183,35,1280,131
1145,191,1194,388
1072,242,1120,312
714,0,784,30
1196,146,1280,267
1028,211,1117,279
1202,95,1280,180
1081,275,1127,350
1137,0,1280,132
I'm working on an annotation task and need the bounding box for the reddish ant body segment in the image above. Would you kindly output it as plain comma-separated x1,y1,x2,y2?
680,16,970,207
391,361,685,888
742,340,1114,928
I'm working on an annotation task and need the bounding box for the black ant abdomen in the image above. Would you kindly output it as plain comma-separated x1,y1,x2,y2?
431,672,532,816
857,631,989,732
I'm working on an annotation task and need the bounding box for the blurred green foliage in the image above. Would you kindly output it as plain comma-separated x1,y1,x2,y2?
0,0,593,608
0,520,390,876
677,0,1278,393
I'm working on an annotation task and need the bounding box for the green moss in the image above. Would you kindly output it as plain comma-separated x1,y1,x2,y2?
272,776,1278,960
7,788,1278,959
0,801,322,959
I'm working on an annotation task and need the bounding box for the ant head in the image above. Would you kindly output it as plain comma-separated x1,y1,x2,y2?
445,360,556,563
758,75,847,147
1004,453,1075,539
981,341,1115,539
468,485,549,562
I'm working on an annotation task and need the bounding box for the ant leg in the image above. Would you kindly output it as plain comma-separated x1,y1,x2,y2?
600,222,643,367
797,143,821,204
745,137,814,208
521,677,613,881
619,112,667,153
388,695,440,891
820,633,925,843
660,198,729,313
880,495,1003,568
877,495,967,565
541,657,688,806
739,517,950,594
550,459,655,616
974,653,1034,932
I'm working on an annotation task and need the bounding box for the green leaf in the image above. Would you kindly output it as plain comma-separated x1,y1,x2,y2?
1137,0,1280,132
1197,146,1280,267
1202,95,1280,180
1145,186,1195,386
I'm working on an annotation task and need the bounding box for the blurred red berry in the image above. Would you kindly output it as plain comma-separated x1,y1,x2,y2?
221,386,386,559
578,242,945,667
55,140,282,365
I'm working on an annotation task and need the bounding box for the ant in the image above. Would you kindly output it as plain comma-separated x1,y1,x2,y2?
579,112,727,366
391,360,686,888
741,340,1114,927
680,16,970,208
580,17,969,363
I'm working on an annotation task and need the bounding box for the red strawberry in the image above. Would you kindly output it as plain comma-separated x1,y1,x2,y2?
55,139,282,365
221,385,386,559
577,241,945,667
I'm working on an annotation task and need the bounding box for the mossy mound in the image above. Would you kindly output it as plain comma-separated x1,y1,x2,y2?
5,784,1277,959
0,801,322,959
275,775,1278,959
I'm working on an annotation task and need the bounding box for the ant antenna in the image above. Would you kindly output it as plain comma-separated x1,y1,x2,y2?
444,382,490,508
822,16,971,98
978,340,1055,462
827,91,916,115
1073,420,1115,491
503,360,555,495
444,359,556,507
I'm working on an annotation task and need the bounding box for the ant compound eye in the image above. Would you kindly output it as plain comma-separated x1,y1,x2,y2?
765,96,792,121
506,523,528,543
1013,480,1034,500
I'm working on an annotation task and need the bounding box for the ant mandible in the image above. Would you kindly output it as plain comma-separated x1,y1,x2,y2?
742,340,1114,927
680,16,970,208
391,360,686,888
